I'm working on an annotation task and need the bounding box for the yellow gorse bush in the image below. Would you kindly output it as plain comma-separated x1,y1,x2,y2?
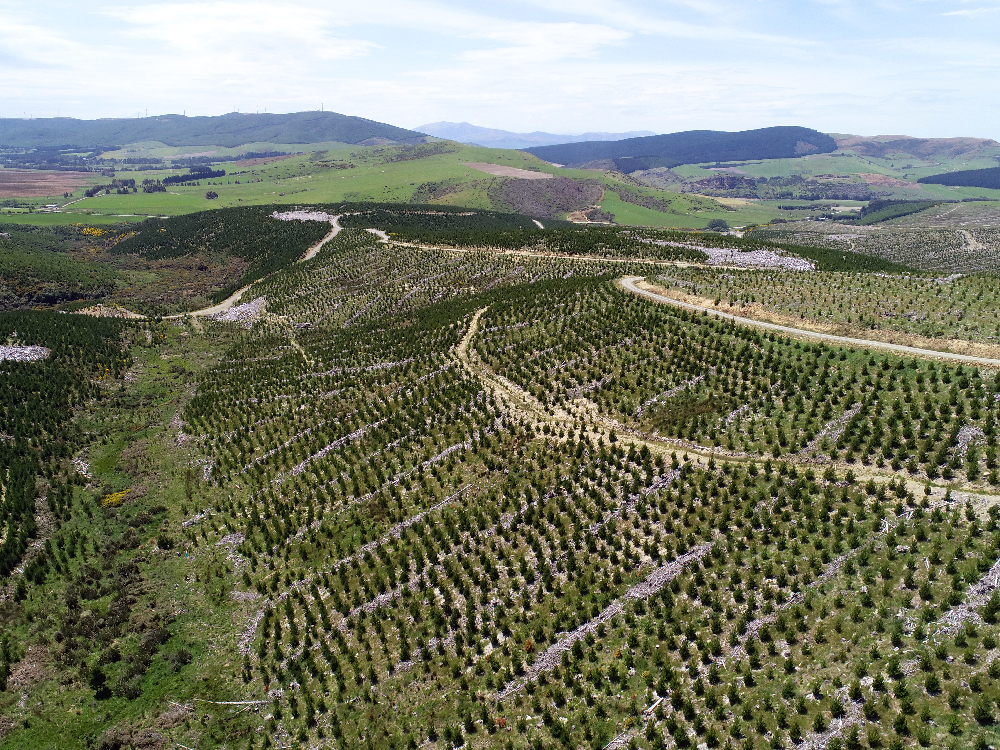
101,489,130,508
111,231,137,246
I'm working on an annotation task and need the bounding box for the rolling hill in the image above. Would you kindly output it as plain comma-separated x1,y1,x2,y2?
834,134,1000,160
523,126,838,171
3,203,1000,750
917,166,1000,189
0,111,427,149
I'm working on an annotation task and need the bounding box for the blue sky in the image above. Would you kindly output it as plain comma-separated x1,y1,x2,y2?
2,0,999,138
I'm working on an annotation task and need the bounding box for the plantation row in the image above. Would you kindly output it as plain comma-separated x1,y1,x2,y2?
162,234,1000,750
246,228,668,329
753,223,1000,275
7,205,1000,748
332,203,906,272
647,268,1000,343
475,281,1000,488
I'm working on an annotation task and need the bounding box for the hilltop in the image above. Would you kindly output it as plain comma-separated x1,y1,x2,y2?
0,111,426,150
835,134,1000,161
523,126,838,171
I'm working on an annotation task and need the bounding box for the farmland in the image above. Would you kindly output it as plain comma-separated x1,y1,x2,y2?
10,137,988,232
0,204,999,750
6,113,1000,243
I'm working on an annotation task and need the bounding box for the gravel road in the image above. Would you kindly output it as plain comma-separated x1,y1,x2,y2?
620,276,1000,368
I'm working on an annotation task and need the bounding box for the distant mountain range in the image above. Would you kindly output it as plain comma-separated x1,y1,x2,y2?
524,126,838,172
0,111,425,149
416,122,656,150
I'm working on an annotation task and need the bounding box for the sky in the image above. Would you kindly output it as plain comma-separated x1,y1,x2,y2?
2,0,1000,138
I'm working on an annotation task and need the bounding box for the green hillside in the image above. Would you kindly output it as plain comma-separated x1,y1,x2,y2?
0,142,813,231
524,127,837,170
4,125,1000,234
918,167,1000,189
0,111,425,149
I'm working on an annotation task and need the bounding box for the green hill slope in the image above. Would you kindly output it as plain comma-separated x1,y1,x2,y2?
524,126,837,171
918,167,1000,189
0,111,426,149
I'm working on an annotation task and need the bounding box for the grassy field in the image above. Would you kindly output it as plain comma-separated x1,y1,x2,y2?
674,150,1000,187
5,135,1000,235
0,141,895,230
1,144,600,219
98,139,356,162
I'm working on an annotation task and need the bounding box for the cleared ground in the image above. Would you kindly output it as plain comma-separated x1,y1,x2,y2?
461,162,555,180
0,169,91,197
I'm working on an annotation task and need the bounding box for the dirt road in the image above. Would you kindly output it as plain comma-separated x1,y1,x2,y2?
620,276,1000,368
157,215,343,319
163,285,252,319
301,215,343,261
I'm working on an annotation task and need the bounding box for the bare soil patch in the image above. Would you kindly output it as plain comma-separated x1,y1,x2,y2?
75,303,144,319
488,177,603,219
462,162,554,180
0,345,50,362
8,644,49,692
0,169,92,198
858,172,919,188
235,154,294,167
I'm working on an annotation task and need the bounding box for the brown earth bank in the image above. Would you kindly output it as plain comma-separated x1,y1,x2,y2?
640,280,1000,362
858,172,920,188
461,162,554,179
0,169,93,198
487,176,603,219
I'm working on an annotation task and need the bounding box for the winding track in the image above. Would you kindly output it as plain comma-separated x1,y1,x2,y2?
138,222,1000,371
620,276,1000,368
155,215,344,320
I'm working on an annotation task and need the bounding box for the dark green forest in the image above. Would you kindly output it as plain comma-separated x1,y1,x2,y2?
524,127,837,171
918,168,1000,189
0,312,128,580
0,229,119,310
0,111,423,150
113,206,332,302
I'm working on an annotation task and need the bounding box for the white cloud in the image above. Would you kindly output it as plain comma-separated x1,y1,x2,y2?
942,5,1000,14
1,0,1000,137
